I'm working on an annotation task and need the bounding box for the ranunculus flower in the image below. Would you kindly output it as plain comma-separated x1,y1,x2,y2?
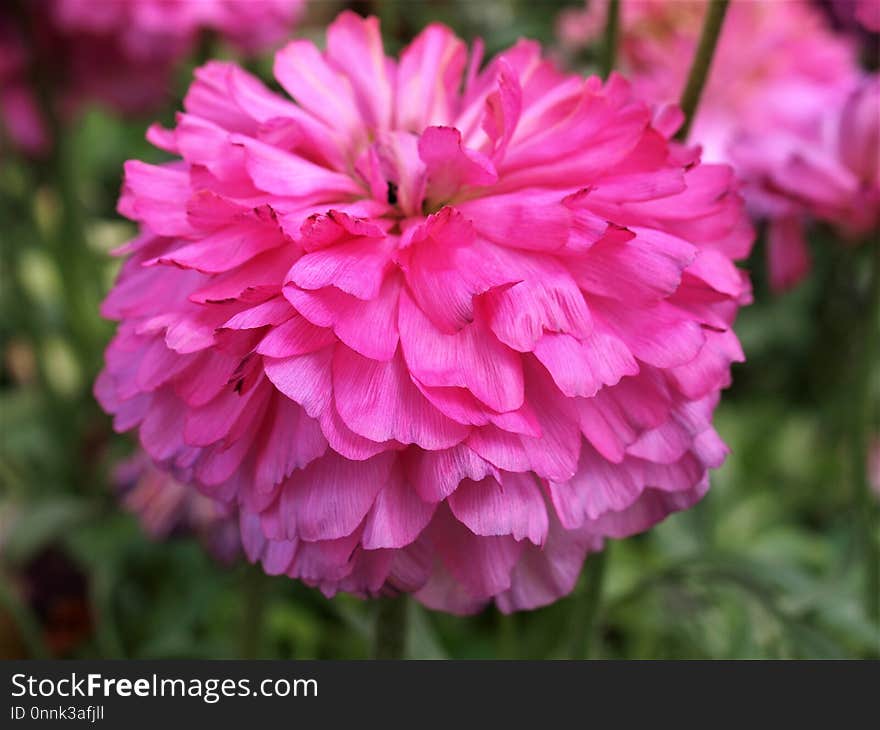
559,0,877,291
96,11,753,613
0,0,305,155
114,453,241,564
731,76,879,288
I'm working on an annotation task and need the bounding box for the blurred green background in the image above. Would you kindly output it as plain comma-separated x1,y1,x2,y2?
1,0,878,659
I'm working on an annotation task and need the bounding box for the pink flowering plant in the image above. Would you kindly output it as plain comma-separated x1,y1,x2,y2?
559,0,879,290
1,0,305,155
96,10,753,617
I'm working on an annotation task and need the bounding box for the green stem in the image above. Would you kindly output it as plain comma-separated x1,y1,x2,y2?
599,0,620,79
240,566,269,659
373,596,407,659
571,548,608,659
856,242,880,627
675,0,730,141
13,0,104,373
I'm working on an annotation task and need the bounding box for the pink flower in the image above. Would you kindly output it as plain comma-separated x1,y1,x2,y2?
114,453,241,564
52,0,307,58
0,0,305,155
559,0,876,291
854,0,880,32
824,0,880,34
0,24,49,156
96,11,753,614
732,76,880,289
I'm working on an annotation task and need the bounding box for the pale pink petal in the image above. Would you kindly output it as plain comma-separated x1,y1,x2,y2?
448,473,548,545
396,24,467,131
398,292,524,412
362,464,437,549
280,451,394,541
332,348,470,449
419,126,497,203
263,347,334,419
404,444,498,502
427,505,523,599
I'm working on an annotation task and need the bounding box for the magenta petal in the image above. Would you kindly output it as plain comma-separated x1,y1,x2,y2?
399,292,524,412
256,315,336,358
231,133,360,199
455,190,571,252
273,39,360,134
448,473,548,545
419,125,497,202
401,208,520,333
592,300,705,369
533,329,638,398
280,451,394,542
139,389,186,461
585,479,710,539
333,347,469,449
362,465,437,549
396,24,467,131
253,398,328,499
484,261,593,352
288,227,395,300
548,447,643,528
404,444,498,502
319,405,397,461
496,511,603,613
570,226,696,303
263,347,334,419
428,505,523,599
284,274,401,361
325,12,393,132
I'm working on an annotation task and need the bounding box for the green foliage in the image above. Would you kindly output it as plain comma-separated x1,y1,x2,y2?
0,0,877,660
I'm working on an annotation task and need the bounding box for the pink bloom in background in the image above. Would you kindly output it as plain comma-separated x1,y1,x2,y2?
96,11,753,614
853,0,880,31
52,0,307,58
0,18,50,155
825,0,880,33
114,453,241,564
559,0,878,291
0,0,305,156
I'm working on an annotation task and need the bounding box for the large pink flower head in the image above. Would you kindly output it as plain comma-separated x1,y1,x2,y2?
0,0,305,155
96,11,753,614
559,0,876,291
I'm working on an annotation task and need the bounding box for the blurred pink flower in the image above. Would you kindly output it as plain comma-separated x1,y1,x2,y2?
732,76,880,289
0,24,49,155
854,0,880,31
52,0,307,57
824,0,880,33
96,11,753,613
0,0,305,156
114,453,241,564
559,0,877,291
